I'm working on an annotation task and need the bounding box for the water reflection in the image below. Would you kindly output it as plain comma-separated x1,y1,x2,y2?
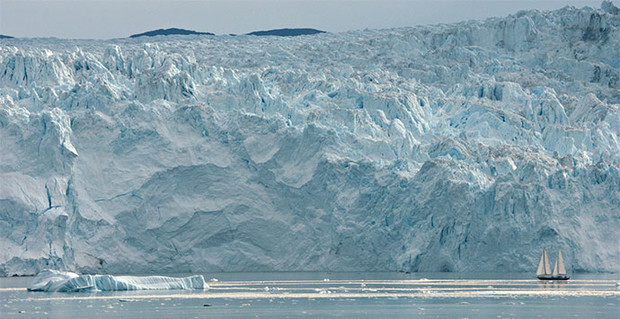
537,280,568,289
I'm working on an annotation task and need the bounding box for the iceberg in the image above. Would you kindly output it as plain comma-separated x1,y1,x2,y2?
28,270,208,292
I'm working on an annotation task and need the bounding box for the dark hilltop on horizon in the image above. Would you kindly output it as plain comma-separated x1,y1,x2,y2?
128,27,326,38
129,28,214,38
0,35,13,39
246,28,325,36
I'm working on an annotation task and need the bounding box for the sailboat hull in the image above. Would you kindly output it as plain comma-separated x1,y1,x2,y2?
537,275,570,280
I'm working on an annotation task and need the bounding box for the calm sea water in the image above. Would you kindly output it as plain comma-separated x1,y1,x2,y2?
1,272,619,318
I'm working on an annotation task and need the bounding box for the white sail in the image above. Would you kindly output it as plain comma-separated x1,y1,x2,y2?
552,258,558,276
557,249,567,275
537,249,552,276
537,251,546,276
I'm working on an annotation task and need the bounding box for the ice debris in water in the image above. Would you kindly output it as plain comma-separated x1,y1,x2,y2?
28,270,208,292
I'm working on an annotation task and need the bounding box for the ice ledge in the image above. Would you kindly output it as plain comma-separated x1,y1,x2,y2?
28,269,208,292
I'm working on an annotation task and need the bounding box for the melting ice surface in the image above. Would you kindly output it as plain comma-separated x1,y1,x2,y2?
27,270,208,292
1,2,620,276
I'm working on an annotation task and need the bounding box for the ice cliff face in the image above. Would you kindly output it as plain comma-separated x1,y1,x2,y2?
1,3,619,276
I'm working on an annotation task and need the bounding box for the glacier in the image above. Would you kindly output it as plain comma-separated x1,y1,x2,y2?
0,2,618,276
27,269,207,292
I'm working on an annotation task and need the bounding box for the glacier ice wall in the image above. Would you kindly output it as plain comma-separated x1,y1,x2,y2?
0,3,619,275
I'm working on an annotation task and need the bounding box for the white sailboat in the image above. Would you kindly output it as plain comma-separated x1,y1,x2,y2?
537,249,570,280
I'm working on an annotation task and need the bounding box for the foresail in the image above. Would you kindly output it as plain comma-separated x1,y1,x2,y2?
537,252,546,276
552,258,558,276
537,249,552,276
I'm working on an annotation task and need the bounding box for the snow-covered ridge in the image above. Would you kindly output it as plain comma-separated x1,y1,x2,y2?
0,2,618,276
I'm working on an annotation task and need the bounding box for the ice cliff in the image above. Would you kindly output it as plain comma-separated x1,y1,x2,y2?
0,3,618,276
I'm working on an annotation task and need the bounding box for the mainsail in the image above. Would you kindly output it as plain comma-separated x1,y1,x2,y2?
537,249,552,276
557,249,567,275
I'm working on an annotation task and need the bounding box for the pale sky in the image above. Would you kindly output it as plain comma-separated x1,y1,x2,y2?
0,0,612,39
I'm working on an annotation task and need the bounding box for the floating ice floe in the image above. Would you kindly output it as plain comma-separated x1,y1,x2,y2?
28,270,208,292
